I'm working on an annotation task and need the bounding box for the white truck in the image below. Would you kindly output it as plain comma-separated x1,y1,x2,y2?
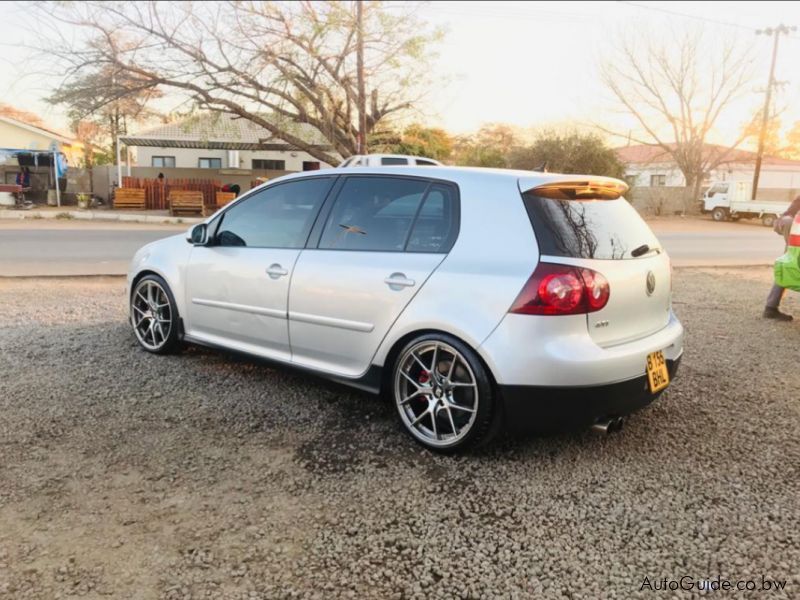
703,180,789,227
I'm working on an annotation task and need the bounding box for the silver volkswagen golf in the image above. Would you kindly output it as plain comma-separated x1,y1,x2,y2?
128,166,683,452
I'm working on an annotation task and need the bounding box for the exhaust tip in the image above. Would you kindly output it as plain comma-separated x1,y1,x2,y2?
591,417,624,435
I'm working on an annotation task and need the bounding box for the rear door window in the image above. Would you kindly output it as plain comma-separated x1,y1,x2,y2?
316,177,459,252
381,157,410,165
318,177,428,251
522,192,659,260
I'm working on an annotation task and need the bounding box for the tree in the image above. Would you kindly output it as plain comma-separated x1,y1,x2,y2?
452,124,521,167
370,124,453,161
37,1,442,165
47,66,161,166
507,130,625,178
601,30,754,209
784,121,800,160
0,104,47,129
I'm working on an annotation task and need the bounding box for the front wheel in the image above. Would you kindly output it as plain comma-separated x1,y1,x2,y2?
711,207,728,222
392,334,496,453
130,274,181,354
762,214,777,228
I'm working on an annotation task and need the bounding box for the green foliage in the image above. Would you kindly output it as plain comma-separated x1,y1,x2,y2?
507,130,625,178
369,124,454,161
452,124,521,168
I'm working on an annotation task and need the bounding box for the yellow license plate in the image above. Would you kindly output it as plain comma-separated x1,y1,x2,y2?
646,351,670,393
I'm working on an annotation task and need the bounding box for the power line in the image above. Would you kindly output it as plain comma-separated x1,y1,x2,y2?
618,1,757,32
618,1,800,42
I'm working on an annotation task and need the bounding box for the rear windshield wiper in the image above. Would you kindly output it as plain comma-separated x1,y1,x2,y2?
631,244,658,258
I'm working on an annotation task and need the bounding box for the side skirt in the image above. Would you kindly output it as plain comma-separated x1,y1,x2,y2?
181,333,384,396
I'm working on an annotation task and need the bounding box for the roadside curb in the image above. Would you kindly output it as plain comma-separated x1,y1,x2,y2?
0,209,202,226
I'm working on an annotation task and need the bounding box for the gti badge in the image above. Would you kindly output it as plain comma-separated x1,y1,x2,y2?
646,271,656,296
594,320,610,328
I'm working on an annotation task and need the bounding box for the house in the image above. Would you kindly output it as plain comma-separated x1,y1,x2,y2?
121,113,337,174
0,110,88,202
616,143,800,190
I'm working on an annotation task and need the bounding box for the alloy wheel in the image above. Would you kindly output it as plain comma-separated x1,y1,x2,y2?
131,279,173,351
394,341,479,448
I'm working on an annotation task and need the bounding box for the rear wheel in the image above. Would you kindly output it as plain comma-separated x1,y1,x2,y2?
392,333,495,453
131,274,181,354
711,207,729,222
762,214,777,228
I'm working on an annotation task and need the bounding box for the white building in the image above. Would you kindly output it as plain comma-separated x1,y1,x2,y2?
616,143,800,190
121,113,337,173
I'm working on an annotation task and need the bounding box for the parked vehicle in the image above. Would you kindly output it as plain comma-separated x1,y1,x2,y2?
128,166,684,452
338,154,441,167
703,180,789,227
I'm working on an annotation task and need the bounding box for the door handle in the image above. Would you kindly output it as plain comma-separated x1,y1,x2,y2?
266,264,288,279
384,272,415,290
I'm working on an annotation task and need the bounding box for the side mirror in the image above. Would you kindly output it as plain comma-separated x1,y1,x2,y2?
187,223,208,245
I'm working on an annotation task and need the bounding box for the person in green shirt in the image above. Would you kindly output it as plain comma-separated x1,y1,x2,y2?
765,195,800,321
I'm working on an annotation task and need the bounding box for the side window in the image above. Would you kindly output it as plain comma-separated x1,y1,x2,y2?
406,184,458,253
415,159,437,166
381,157,410,166
216,178,332,248
318,177,429,251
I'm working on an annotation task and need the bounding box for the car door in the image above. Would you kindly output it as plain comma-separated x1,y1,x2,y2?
184,177,333,361
289,176,459,376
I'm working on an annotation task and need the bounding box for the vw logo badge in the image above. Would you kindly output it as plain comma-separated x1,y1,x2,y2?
646,271,656,296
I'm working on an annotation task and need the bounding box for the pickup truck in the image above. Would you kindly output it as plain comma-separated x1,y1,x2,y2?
703,180,789,227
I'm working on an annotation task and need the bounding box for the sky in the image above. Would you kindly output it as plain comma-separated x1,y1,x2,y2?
1,1,800,149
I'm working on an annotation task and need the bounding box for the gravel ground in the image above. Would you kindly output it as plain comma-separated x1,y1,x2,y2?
0,271,798,599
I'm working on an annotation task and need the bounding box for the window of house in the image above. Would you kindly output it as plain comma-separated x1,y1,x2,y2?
252,159,286,170
215,178,333,248
198,157,222,169
650,174,666,187
302,161,321,171
152,156,176,168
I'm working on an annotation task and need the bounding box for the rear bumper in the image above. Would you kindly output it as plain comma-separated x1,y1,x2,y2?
498,357,681,433
479,311,684,387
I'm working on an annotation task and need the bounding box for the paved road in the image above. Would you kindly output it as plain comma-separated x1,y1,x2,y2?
650,219,785,267
0,217,787,276
0,221,184,276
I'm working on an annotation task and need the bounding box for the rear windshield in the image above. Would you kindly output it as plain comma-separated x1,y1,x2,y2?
521,193,660,260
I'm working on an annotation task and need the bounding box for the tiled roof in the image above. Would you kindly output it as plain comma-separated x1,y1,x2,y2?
121,113,331,150
615,143,800,167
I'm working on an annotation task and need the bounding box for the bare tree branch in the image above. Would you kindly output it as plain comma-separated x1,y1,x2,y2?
35,1,441,165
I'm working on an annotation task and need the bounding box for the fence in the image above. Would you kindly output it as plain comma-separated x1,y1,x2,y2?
121,177,221,210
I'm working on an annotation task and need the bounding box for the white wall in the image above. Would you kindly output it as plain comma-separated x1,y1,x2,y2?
134,146,332,171
625,162,800,189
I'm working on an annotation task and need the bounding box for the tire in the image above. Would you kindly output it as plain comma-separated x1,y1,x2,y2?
130,274,182,354
711,207,728,222
391,333,496,453
762,214,777,228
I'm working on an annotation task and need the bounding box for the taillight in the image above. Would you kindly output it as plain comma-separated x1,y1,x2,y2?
509,263,610,316
581,268,610,310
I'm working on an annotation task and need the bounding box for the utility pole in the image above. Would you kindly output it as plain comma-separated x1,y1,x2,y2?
356,0,367,155
752,24,796,200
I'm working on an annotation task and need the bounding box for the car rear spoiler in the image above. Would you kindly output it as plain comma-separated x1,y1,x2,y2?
519,177,629,200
